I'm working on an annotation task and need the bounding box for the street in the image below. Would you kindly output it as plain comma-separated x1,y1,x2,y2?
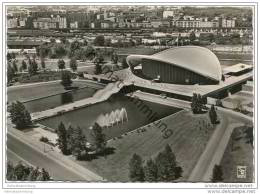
7,133,86,181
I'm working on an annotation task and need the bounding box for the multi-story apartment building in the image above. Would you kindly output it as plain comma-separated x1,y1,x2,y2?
52,15,67,28
221,18,236,28
163,10,174,18
7,18,18,28
33,16,67,29
70,21,78,29
172,19,200,28
33,18,58,29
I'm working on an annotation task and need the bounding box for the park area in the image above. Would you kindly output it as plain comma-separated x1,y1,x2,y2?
220,125,253,182
7,80,101,103
72,110,217,182
7,80,104,113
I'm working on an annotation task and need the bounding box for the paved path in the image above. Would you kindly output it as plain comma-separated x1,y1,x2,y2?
7,134,85,181
188,108,253,182
31,81,131,121
7,119,104,181
128,91,191,109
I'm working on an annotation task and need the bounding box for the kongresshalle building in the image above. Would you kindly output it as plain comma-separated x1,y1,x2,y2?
127,46,222,85
124,46,252,101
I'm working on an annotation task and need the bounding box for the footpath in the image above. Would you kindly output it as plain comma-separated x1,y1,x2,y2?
31,81,130,121
7,121,104,182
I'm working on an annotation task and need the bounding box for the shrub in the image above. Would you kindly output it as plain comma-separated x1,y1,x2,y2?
40,136,49,143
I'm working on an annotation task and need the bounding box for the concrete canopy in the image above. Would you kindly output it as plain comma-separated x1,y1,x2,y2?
126,46,222,82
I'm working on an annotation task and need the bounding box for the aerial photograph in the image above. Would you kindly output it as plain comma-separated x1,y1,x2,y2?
5,5,254,183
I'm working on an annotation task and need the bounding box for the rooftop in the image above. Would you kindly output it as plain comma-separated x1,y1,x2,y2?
127,46,222,81
223,63,253,74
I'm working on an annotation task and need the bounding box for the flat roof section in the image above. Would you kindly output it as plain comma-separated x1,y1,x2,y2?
223,63,253,75
105,68,253,98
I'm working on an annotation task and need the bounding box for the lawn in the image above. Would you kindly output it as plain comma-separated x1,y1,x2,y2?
74,110,217,182
13,57,95,71
215,52,253,61
220,125,254,182
7,80,99,103
115,46,157,55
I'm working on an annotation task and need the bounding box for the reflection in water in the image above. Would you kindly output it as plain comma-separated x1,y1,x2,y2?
61,92,73,104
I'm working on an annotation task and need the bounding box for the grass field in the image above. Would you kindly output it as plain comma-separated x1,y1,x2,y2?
14,58,95,71
7,80,98,103
74,110,216,182
220,125,253,182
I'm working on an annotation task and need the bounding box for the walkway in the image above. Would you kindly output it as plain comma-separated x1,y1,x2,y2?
188,107,253,182
7,120,104,181
31,81,131,121
127,91,191,109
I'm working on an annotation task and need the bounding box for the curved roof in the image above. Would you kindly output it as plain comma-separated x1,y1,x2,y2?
126,46,222,81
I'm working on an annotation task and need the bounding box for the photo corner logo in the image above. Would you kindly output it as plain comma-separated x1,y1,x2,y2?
237,166,247,179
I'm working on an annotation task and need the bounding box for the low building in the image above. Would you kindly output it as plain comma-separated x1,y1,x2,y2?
70,21,78,29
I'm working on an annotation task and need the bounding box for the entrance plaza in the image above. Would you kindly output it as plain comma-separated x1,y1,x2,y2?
99,66,252,100
96,47,253,100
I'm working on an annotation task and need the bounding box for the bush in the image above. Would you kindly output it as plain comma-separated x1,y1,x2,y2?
60,71,73,89
9,101,32,129
40,136,49,143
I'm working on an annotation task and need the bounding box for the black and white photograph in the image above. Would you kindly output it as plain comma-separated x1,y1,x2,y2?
0,1,258,193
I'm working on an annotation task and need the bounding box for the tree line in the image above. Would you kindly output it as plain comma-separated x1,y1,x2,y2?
129,144,183,182
7,161,51,181
56,122,106,160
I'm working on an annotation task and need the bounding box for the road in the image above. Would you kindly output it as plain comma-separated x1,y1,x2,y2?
7,133,86,181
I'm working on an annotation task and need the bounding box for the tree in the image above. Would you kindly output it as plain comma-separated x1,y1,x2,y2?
6,161,51,181
66,125,74,152
84,46,95,59
94,35,105,46
211,164,223,182
70,58,77,72
91,122,106,153
94,52,104,64
209,105,218,124
155,144,182,182
60,37,67,44
121,57,128,69
221,74,225,82
94,62,102,75
27,167,40,181
144,159,158,182
70,40,81,52
6,161,16,180
50,38,56,43
12,60,18,73
191,93,203,114
111,52,118,64
129,153,145,182
7,52,12,61
60,71,72,89
37,168,51,181
57,59,66,70
41,58,46,70
9,101,32,129
7,63,15,83
69,126,87,160
83,39,88,46
189,31,196,43
56,122,69,155
14,162,29,180
28,58,38,75
21,60,27,71
19,65,23,72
